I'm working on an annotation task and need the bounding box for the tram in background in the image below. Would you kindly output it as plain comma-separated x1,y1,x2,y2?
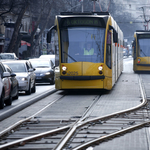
132,30,150,72
47,12,123,90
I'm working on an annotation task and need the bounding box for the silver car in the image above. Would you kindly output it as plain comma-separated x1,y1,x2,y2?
0,62,12,109
2,60,36,95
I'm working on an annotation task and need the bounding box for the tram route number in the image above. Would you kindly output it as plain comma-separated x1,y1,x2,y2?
67,71,78,75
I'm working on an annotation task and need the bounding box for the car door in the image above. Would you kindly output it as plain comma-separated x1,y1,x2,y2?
0,63,11,98
26,62,34,88
5,66,18,96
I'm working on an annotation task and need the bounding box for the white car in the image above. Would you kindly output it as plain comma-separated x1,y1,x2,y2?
0,53,18,60
0,62,12,109
39,55,55,65
3,60,36,95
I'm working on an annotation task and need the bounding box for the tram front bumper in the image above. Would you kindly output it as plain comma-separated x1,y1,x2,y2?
60,78,104,89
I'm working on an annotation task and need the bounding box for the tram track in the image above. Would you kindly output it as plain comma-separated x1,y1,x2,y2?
0,74,149,150
0,91,101,150
55,74,150,150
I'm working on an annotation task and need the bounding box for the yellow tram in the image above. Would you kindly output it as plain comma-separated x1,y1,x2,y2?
47,12,123,90
132,30,150,72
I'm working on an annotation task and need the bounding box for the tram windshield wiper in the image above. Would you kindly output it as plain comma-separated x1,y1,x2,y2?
140,49,147,57
63,51,77,62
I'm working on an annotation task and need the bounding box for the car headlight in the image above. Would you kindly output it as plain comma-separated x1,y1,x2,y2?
21,77,27,81
45,72,50,75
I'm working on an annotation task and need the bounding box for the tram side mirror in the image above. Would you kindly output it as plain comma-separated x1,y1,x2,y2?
132,40,135,47
47,25,57,43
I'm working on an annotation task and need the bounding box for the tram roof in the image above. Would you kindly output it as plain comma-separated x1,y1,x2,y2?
60,12,110,16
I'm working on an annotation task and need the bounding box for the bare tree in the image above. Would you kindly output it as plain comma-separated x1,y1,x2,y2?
28,0,55,56
7,0,29,53
0,0,30,53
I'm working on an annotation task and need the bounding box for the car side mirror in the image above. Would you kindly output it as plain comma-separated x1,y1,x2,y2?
2,72,10,78
28,68,34,72
11,73,16,77
52,65,55,69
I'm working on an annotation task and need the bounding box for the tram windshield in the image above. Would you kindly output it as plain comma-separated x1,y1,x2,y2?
61,27,105,63
138,38,150,57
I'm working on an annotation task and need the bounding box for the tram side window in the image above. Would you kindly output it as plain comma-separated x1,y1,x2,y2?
106,31,111,69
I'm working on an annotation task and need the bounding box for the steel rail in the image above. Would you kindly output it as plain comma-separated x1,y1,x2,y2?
0,125,70,150
0,74,148,150
72,74,148,150
78,74,147,127
0,94,100,150
0,94,65,137
54,95,101,150
73,121,150,150
55,74,148,150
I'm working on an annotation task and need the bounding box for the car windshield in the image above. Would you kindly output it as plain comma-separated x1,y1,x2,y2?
4,63,26,73
0,54,14,59
30,60,50,68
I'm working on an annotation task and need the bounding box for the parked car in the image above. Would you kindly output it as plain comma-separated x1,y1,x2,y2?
2,60,36,95
4,64,19,100
0,62,12,109
29,58,55,85
0,53,18,60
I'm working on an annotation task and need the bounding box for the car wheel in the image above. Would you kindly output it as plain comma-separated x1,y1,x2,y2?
0,90,4,109
50,78,54,85
31,81,36,93
5,90,12,106
25,81,31,95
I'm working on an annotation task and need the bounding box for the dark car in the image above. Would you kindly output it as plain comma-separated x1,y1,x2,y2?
4,64,19,100
29,59,55,84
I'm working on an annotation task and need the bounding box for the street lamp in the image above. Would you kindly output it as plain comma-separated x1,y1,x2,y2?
34,27,40,57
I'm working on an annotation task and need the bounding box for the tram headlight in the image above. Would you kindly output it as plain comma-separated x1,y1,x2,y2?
98,66,103,71
98,66,103,74
62,66,67,71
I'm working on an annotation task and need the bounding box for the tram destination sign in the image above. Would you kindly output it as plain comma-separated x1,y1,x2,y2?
137,34,150,39
61,17,103,27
